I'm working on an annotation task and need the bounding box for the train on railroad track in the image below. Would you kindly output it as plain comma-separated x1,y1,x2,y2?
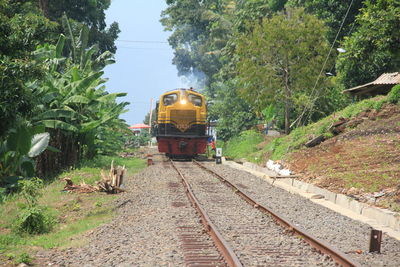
154,88,210,158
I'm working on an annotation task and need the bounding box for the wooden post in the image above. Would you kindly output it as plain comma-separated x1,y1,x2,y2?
369,229,382,253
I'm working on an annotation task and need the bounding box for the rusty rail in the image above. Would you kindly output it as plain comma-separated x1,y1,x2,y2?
193,160,361,267
170,160,243,267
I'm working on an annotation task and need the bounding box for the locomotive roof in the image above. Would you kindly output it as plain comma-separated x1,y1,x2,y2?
166,88,197,92
161,88,204,96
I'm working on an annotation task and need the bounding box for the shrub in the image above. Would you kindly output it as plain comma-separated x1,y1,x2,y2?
373,99,385,110
387,84,400,104
19,178,43,206
13,206,55,234
16,252,32,265
12,178,55,234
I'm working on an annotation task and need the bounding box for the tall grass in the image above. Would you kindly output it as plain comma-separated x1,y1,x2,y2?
222,130,264,162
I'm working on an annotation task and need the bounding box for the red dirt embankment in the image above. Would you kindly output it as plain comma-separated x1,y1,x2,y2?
286,104,400,212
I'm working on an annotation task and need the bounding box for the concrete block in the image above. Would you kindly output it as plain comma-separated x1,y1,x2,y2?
243,162,257,170
362,207,398,229
279,178,293,186
387,215,400,231
309,185,337,203
292,179,310,192
306,183,319,194
348,199,368,215
335,194,351,210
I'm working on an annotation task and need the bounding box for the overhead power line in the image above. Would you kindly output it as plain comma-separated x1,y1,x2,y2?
118,46,171,51
291,0,355,128
116,39,168,44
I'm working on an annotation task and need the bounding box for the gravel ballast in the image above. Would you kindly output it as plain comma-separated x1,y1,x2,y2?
37,159,218,266
35,157,400,266
205,162,400,267
175,161,336,267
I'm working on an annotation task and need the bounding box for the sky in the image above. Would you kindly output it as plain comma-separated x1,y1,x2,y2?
104,0,185,126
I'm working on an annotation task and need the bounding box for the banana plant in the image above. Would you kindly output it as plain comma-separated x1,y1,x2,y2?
0,126,50,189
28,15,128,170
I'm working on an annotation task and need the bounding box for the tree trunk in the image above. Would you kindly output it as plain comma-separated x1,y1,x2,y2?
38,0,49,18
284,66,291,135
284,99,290,134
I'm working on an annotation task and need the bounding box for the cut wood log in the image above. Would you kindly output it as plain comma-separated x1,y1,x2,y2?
270,175,299,179
304,135,325,148
63,161,127,194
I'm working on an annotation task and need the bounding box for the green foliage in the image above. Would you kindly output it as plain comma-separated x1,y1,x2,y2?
161,0,235,86
45,0,120,55
12,178,55,235
19,178,43,207
222,130,264,161
234,0,271,32
0,127,50,189
387,84,400,104
262,104,276,123
77,155,146,174
336,0,400,88
16,252,32,265
0,0,121,178
0,154,145,256
0,56,40,138
287,0,364,43
13,205,55,235
208,80,258,141
235,7,332,133
30,32,129,171
0,1,58,137
130,131,151,147
266,94,391,159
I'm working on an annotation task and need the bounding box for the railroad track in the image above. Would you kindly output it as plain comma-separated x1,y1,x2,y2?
170,159,361,267
162,159,233,267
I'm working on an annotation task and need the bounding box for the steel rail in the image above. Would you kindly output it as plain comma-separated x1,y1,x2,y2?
170,160,244,267
193,160,361,267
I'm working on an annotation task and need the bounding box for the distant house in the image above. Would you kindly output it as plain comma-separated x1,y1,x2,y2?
343,72,400,99
128,123,151,136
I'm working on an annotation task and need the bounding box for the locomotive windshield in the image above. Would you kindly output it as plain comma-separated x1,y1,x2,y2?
188,94,202,107
163,93,178,106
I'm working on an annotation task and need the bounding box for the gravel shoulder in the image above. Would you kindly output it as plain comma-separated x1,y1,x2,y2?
205,163,400,267
36,161,203,266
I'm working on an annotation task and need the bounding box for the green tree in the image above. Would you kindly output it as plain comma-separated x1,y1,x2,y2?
161,0,235,90
0,0,57,137
336,0,400,88
235,8,331,133
208,79,258,140
37,0,120,54
287,0,364,43
30,32,128,174
143,109,157,126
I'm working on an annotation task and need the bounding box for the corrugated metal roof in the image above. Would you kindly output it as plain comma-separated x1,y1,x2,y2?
373,72,400,84
343,72,400,94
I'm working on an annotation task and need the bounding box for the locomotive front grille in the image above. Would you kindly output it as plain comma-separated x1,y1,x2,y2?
170,109,196,132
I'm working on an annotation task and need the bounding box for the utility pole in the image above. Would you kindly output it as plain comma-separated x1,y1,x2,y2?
148,98,154,147
148,98,153,134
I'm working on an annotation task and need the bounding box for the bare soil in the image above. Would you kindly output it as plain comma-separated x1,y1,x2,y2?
286,104,400,212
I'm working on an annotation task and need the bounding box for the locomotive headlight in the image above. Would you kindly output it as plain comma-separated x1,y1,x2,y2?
180,99,187,105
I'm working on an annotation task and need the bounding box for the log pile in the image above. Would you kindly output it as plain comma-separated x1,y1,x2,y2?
97,160,126,193
63,178,98,193
63,160,127,194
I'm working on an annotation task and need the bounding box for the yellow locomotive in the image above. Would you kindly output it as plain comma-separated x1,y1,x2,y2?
155,88,209,157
